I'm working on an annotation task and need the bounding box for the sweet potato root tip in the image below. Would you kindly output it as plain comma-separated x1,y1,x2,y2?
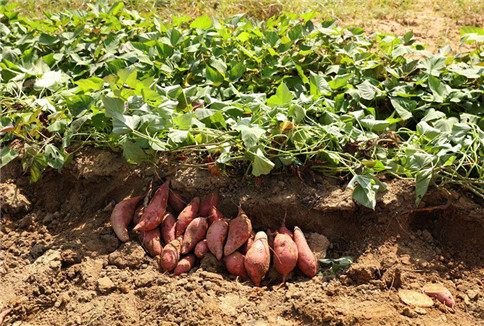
111,195,143,242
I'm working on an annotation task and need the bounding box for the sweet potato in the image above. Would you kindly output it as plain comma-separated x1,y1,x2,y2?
194,239,209,258
273,233,298,282
422,284,455,307
208,206,224,225
278,226,293,238
140,227,163,257
111,195,143,242
161,212,176,244
134,180,169,232
199,192,220,217
206,218,229,260
175,197,200,237
293,226,317,278
244,231,270,286
168,190,186,214
224,252,247,277
173,254,196,275
223,207,252,256
133,205,144,225
241,232,255,254
159,238,182,272
181,217,208,254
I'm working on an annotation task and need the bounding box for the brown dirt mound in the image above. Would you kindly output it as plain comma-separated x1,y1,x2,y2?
1,148,482,325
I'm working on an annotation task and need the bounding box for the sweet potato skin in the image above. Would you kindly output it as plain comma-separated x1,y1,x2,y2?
173,254,196,275
273,233,298,282
224,252,247,277
208,206,224,225
161,212,176,244
293,227,317,278
168,190,186,214
194,239,209,258
140,227,163,257
244,231,270,286
134,181,170,232
111,195,143,242
199,192,220,217
223,207,252,256
181,217,208,254
206,218,229,260
175,197,200,237
159,238,181,272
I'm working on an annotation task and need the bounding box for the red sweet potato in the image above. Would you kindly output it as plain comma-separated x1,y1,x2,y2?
273,233,298,282
224,252,247,277
423,284,455,307
181,217,208,254
223,207,252,256
161,212,176,244
133,205,144,225
241,232,255,254
278,226,293,238
208,206,224,225
293,227,317,278
134,180,169,232
199,192,220,217
194,239,209,258
244,231,270,286
111,195,143,242
206,218,229,260
168,190,186,214
140,227,163,257
175,197,200,237
173,254,196,275
159,238,182,272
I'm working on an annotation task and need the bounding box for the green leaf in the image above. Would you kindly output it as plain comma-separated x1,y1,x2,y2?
34,70,68,90
0,147,18,168
123,140,147,164
75,77,104,91
238,125,266,149
348,175,386,209
415,168,432,205
328,75,351,90
44,144,65,170
190,15,212,30
206,65,224,86
252,149,274,176
267,82,294,107
356,80,379,100
428,75,448,102
390,97,415,120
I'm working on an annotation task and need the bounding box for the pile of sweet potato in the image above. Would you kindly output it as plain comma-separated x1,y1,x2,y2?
110,180,318,286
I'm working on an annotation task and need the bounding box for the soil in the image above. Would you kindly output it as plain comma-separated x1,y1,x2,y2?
1,148,483,325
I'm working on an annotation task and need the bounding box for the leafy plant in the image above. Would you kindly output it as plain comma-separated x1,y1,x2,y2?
1,2,483,207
